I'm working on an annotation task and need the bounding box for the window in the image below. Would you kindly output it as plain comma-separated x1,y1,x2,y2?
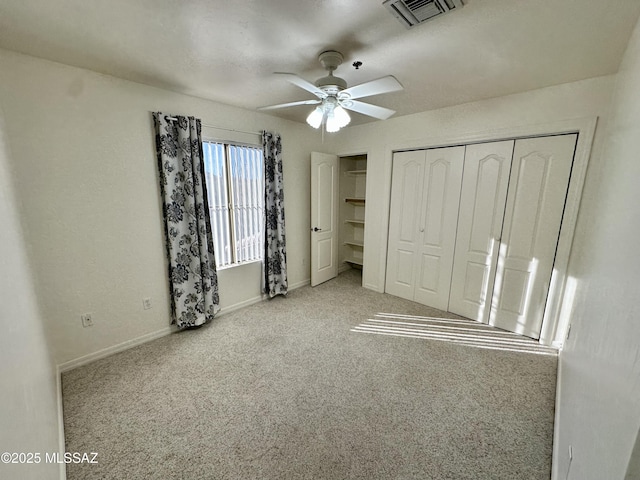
202,141,264,268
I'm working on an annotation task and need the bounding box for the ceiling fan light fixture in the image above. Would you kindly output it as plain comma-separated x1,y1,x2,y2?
333,105,351,128
325,113,341,133
306,106,324,129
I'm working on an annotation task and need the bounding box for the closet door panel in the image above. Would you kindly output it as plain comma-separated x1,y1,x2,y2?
490,134,577,338
385,151,425,301
417,254,440,293
414,146,465,310
448,140,514,322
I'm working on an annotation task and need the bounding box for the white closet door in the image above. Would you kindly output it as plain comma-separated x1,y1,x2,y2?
489,134,577,338
448,140,515,322
385,150,425,301
310,152,339,287
413,146,465,310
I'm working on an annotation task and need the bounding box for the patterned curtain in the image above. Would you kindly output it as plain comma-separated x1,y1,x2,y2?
153,112,219,328
263,131,288,298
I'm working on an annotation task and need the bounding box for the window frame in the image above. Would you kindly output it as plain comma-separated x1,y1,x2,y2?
202,138,265,270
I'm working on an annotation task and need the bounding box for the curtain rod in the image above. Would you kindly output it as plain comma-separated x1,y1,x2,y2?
165,116,262,136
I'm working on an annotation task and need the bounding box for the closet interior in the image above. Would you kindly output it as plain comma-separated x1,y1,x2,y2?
339,154,367,270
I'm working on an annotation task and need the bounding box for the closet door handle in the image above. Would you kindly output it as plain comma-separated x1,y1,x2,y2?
312,227,322,232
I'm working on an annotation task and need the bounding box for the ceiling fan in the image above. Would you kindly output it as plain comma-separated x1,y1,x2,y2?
258,50,404,132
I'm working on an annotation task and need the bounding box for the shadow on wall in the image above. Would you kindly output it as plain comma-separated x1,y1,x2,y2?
626,427,640,479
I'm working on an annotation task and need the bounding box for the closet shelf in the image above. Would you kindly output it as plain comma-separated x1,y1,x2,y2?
346,169,367,176
344,240,364,247
344,258,364,266
344,219,365,225
345,197,366,205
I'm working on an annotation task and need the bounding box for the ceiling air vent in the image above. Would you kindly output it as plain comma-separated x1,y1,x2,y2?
383,0,466,28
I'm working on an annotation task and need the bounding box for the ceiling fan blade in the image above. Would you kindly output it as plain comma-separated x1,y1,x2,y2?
340,75,403,100
258,99,321,111
342,100,396,120
274,72,326,98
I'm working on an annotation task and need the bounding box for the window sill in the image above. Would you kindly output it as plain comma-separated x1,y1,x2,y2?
218,259,263,271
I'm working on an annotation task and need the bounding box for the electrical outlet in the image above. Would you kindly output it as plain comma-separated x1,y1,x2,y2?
143,297,152,310
81,313,93,328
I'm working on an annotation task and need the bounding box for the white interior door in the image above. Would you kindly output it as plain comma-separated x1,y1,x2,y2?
385,150,424,301
448,140,515,322
489,134,577,338
311,152,338,287
413,146,465,310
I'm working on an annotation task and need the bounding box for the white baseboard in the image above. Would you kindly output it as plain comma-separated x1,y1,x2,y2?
288,278,310,290
58,278,312,373
551,350,563,480
338,264,351,274
218,294,265,315
55,365,67,480
364,282,383,292
57,325,176,373
217,278,310,315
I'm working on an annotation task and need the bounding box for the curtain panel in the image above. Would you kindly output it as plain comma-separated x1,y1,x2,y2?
262,131,288,298
153,112,219,328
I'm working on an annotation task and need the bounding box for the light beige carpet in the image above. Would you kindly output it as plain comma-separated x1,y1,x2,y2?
62,269,557,479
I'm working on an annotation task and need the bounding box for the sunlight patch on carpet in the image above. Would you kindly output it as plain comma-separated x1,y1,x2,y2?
351,313,558,356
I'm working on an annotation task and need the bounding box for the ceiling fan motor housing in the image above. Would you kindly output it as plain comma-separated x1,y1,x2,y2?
318,50,343,71
315,50,348,93
315,75,347,93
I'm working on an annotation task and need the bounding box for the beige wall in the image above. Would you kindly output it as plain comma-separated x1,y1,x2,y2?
0,49,322,367
0,107,61,478
553,15,640,480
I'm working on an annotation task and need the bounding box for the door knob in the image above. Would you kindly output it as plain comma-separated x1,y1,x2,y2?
312,227,322,232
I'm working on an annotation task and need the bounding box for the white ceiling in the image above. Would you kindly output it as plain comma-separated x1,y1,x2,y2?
1,0,639,126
